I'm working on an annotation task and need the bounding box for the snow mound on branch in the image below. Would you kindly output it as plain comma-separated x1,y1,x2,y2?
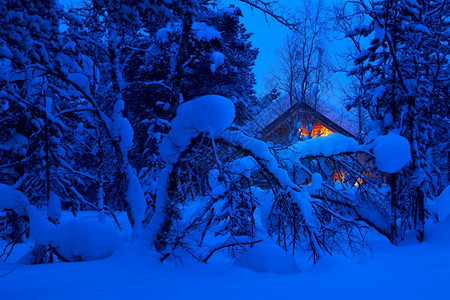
67,73,90,96
126,166,146,228
26,205,57,245
310,173,323,193
251,187,274,234
221,131,293,189
156,26,173,43
229,156,259,178
159,95,235,163
210,51,225,73
157,22,221,43
372,133,411,173
0,185,57,244
287,133,359,158
112,100,134,153
235,240,300,274
47,191,61,222
208,169,226,198
0,46,13,59
192,22,221,41
52,218,120,261
292,191,314,225
436,186,450,221
3,134,29,156
0,183,29,215
172,95,234,136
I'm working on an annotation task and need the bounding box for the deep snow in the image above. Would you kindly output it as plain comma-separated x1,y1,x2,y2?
1,211,449,300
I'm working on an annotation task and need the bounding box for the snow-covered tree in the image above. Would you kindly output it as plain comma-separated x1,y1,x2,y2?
343,0,449,242
0,0,90,220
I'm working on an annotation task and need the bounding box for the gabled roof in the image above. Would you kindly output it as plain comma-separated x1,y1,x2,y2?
246,95,359,138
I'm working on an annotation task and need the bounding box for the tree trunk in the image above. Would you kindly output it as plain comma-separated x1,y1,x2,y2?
389,173,399,245
416,187,425,242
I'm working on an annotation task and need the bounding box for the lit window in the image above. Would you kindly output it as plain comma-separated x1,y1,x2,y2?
299,124,333,138
332,171,345,182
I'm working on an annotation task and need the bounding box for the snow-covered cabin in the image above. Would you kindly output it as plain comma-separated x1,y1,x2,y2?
244,95,367,186
246,95,359,144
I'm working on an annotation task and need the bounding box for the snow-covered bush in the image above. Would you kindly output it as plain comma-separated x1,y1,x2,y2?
0,184,119,262
52,219,120,261
0,183,29,215
0,184,29,242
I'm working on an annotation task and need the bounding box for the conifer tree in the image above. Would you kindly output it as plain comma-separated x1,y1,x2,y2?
343,0,449,242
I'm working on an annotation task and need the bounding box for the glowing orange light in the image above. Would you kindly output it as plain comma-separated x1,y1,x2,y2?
332,171,346,182
299,124,333,138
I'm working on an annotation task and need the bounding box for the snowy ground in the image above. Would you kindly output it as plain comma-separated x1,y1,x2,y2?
1,211,449,300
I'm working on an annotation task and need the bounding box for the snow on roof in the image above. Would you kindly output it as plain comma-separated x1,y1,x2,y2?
246,95,292,135
246,95,359,137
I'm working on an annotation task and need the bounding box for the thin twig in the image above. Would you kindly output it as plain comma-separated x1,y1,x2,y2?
0,267,16,278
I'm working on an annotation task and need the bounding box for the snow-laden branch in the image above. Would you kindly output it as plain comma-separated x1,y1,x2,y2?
220,129,323,257
146,95,236,247
37,66,145,230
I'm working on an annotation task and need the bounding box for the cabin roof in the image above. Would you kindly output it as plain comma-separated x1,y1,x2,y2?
246,95,359,138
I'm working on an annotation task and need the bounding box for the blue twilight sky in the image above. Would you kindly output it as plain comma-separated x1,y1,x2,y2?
225,0,350,97
225,0,294,94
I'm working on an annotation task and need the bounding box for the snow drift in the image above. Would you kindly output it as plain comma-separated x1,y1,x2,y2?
235,239,300,274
